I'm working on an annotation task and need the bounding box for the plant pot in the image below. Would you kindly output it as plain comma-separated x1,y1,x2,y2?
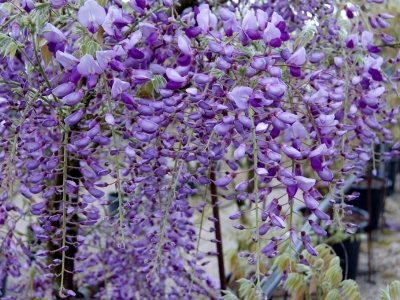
331,207,369,280
386,159,399,196
346,177,386,231
1,275,6,297
297,206,369,281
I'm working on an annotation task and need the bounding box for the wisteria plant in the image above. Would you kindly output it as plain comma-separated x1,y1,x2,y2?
0,0,399,299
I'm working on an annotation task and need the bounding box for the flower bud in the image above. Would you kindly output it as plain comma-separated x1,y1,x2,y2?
229,211,244,220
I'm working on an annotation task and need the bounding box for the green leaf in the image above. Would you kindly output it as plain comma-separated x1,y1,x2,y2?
339,279,360,300
196,36,210,48
337,17,351,34
0,33,13,57
26,61,35,75
274,253,289,272
285,273,304,291
388,281,400,299
337,18,351,44
80,44,87,55
294,21,317,49
329,256,341,267
325,264,342,288
152,75,167,93
41,44,53,67
4,42,17,60
74,25,86,36
97,0,107,6
211,69,227,80
240,45,255,58
86,40,102,56
97,25,104,43
221,290,239,300
250,79,258,89
236,278,256,300
238,66,247,77
380,289,391,300
55,14,74,25
144,81,154,97
325,289,341,300
32,3,51,30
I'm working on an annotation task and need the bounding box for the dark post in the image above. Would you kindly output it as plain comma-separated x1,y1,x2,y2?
209,166,227,293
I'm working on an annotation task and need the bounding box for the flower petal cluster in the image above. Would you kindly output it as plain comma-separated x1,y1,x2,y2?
0,0,398,298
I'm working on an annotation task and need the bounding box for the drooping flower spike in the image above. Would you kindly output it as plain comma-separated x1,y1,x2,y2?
0,0,398,298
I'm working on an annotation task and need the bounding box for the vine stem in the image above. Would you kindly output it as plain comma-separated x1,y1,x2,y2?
60,128,69,291
341,50,350,152
150,125,194,277
102,74,125,247
32,34,52,89
249,107,261,289
188,165,212,293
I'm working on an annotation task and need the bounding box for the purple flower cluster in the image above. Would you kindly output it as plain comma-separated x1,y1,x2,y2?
0,0,398,298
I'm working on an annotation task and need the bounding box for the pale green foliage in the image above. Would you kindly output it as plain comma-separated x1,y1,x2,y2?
296,263,312,273
294,21,317,49
54,14,75,26
339,280,361,300
285,273,306,299
151,75,167,94
238,66,247,77
273,253,290,272
254,39,267,53
381,280,400,300
197,35,211,49
0,33,17,60
97,0,108,6
325,263,342,288
315,258,325,271
326,288,341,300
389,281,400,299
74,25,86,36
31,3,51,30
211,68,228,80
236,278,257,300
0,2,12,13
286,273,304,290
81,39,102,57
73,26,102,57
140,74,167,97
337,17,351,43
238,40,266,58
283,244,362,300
26,60,35,75
74,0,86,6
240,44,257,58
382,290,391,300
221,290,240,300
329,256,341,267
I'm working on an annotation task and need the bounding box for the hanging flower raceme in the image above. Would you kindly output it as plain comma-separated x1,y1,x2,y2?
0,0,398,298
